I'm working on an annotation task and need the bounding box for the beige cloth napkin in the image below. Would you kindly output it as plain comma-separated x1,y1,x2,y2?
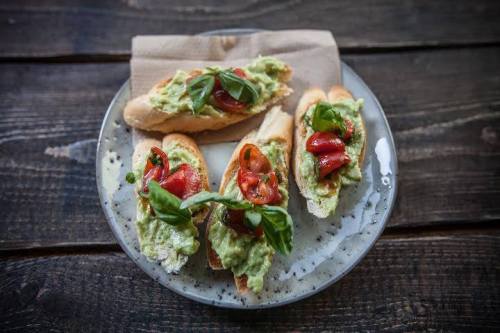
130,30,341,143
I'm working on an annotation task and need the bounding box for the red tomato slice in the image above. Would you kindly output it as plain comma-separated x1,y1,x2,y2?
142,146,169,193
238,144,272,174
306,132,345,154
211,68,249,113
160,164,202,199
212,89,247,113
142,165,163,193
143,158,155,176
224,209,264,237
150,146,169,175
318,151,351,179
237,169,281,205
237,144,281,204
343,119,354,141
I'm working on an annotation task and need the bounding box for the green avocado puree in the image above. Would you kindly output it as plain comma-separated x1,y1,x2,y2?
208,140,288,293
299,98,365,216
150,56,288,116
134,144,201,273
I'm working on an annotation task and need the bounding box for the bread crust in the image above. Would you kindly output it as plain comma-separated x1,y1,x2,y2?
293,85,366,218
205,106,293,293
132,133,211,224
123,68,292,134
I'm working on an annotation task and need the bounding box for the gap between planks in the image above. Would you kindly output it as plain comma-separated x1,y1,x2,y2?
1,41,500,64
1,221,499,259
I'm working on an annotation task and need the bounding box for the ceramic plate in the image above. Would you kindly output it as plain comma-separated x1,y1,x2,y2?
96,30,398,309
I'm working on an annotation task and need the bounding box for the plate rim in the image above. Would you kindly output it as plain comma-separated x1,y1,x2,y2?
96,29,398,309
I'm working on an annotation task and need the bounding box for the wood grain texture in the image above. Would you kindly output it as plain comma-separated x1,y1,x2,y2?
343,47,500,227
1,48,499,249
0,0,500,57
0,63,128,248
1,233,499,331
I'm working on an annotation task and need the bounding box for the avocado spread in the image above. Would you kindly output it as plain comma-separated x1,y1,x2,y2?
299,98,365,215
134,144,201,273
208,140,288,293
150,56,288,116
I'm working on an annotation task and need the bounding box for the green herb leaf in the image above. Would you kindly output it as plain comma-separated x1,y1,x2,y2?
311,101,346,135
180,191,253,210
187,74,215,114
218,70,260,104
244,209,262,229
180,190,293,255
148,181,192,226
126,172,136,184
257,205,293,255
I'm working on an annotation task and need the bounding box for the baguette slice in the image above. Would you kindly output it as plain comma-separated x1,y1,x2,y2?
132,133,211,224
293,86,366,218
206,106,293,293
124,66,292,134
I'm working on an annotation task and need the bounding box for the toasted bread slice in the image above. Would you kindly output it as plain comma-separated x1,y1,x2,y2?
205,106,293,293
132,133,211,224
124,67,292,134
293,86,366,218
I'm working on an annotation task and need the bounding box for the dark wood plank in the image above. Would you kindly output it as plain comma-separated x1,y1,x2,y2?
1,47,499,249
1,233,499,331
1,0,500,57
0,63,129,248
343,47,500,227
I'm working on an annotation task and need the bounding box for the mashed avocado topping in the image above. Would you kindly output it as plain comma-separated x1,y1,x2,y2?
150,56,288,116
134,144,201,273
136,209,199,273
209,207,274,293
299,98,365,215
208,140,288,293
163,141,201,170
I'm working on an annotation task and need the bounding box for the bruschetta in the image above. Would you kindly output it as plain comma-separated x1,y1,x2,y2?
293,86,366,218
124,56,292,134
181,106,294,293
129,133,210,273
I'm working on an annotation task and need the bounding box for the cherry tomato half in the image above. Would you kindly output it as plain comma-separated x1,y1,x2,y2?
238,169,282,205
142,146,170,192
211,68,248,113
318,151,351,179
160,164,201,199
212,89,247,113
306,132,345,155
238,143,272,174
142,165,163,193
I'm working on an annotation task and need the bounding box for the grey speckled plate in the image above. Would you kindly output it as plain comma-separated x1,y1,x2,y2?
96,30,398,309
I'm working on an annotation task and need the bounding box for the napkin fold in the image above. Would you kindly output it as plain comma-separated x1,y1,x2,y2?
130,30,341,143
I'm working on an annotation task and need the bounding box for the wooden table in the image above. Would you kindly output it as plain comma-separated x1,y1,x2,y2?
1,1,499,331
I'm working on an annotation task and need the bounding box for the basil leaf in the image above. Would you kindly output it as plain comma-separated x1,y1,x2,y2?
244,209,262,229
187,74,215,114
257,205,293,255
311,101,346,135
218,70,259,104
148,181,192,226
180,191,253,210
